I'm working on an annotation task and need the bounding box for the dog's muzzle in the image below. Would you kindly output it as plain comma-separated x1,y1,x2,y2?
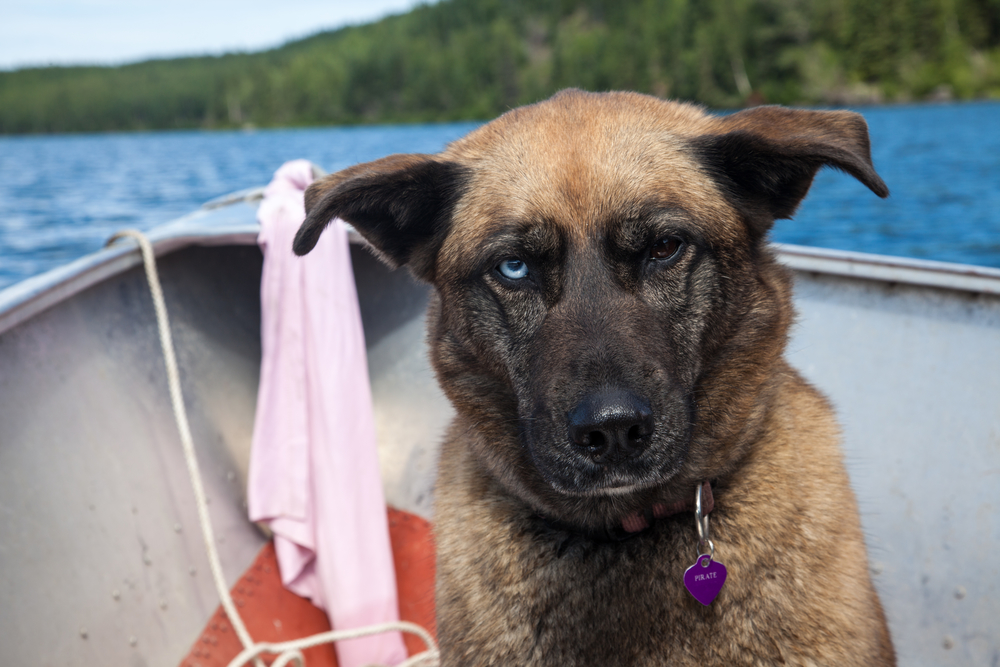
524,380,692,497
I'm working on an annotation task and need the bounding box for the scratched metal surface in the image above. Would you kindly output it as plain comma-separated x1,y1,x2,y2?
784,267,1000,667
0,220,267,666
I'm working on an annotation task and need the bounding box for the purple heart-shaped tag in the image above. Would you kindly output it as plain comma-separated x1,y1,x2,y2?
684,555,727,606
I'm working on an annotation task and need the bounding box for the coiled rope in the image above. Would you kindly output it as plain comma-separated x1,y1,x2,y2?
107,230,439,667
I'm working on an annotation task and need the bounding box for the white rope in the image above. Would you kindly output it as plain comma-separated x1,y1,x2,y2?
226,622,440,667
108,230,440,667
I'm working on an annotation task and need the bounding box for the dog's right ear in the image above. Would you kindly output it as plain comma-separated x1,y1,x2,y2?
294,153,466,283
694,106,888,237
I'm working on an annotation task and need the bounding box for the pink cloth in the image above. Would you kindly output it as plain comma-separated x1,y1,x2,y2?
248,159,407,667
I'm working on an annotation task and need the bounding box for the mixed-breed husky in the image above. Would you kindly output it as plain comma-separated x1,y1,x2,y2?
295,90,896,665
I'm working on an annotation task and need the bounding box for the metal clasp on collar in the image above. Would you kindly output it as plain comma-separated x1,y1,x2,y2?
694,483,714,561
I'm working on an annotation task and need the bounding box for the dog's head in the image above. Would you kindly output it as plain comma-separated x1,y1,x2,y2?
295,90,887,528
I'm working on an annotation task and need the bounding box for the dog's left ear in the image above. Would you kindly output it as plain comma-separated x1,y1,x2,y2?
695,106,889,234
294,153,466,282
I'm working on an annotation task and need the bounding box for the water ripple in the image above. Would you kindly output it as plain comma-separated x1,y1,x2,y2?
1,102,998,290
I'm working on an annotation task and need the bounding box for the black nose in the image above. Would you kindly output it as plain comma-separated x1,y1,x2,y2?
567,388,654,463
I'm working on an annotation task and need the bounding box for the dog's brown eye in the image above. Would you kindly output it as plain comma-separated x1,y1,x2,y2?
649,237,683,261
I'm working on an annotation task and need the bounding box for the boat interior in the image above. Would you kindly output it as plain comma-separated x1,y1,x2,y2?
1,193,998,666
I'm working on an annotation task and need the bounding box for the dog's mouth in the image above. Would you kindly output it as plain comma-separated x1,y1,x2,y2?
529,446,688,498
547,475,673,499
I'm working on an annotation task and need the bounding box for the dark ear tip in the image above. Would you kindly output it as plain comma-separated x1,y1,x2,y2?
869,175,890,199
292,225,319,256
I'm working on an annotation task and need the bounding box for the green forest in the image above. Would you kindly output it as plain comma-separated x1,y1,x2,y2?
2,0,999,134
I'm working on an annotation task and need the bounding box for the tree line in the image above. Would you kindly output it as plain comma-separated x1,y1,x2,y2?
1,0,998,134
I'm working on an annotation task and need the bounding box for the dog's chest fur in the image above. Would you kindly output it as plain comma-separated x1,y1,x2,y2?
434,369,890,666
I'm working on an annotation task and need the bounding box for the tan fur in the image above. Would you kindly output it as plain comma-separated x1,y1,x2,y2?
435,369,893,665
437,92,742,265
297,89,895,666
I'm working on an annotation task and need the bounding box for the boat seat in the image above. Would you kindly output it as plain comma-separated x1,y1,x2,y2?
178,508,437,667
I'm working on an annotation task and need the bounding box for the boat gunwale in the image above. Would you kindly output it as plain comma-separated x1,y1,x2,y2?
2,195,999,337
0,205,260,336
773,242,1000,296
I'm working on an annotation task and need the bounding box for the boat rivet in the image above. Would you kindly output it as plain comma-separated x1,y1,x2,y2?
80,628,88,639
143,554,152,566
112,589,121,601
174,523,182,533
942,635,955,650
870,562,883,575
132,505,138,514
227,471,235,481
954,586,966,600
129,636,138,647
89,504,96,511
160,600,168,610
189,567,197,576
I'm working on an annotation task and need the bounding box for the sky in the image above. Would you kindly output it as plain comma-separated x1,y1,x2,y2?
0,0,429,70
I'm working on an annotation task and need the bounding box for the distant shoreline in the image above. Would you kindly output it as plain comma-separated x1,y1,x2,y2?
2,0,998,135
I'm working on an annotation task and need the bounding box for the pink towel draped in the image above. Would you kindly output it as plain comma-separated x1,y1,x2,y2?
248,159,407,667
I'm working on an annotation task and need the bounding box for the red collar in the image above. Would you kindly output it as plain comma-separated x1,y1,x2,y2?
621,481,714,533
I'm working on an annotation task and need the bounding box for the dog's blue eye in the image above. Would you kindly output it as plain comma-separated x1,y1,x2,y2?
498,258,529,280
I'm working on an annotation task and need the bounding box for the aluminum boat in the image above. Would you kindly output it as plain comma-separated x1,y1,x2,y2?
1,187,997,666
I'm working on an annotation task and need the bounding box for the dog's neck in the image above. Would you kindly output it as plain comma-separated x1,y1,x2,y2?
621,481,714,534
538,481,714,544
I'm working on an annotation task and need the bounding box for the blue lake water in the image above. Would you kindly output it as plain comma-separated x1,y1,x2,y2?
0,101,998,290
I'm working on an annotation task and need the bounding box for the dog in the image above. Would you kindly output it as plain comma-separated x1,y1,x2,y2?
294,89,896,666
